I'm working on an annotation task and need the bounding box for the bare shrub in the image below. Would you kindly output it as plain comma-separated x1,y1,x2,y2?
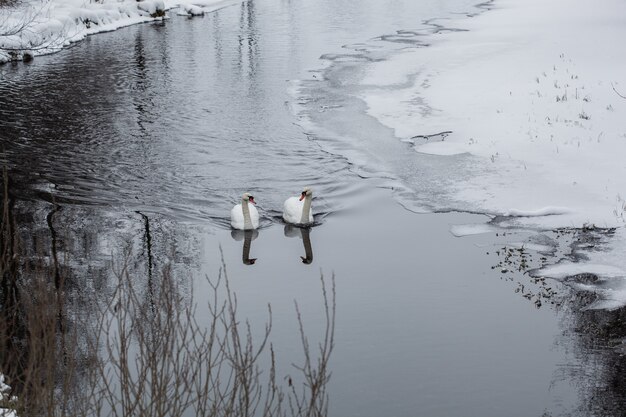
0,0,17,8
0,171,98,416
0,2,73,62
287,277,335,417
0,171,335,417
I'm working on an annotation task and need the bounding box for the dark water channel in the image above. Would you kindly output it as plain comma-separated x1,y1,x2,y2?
1,0,626,415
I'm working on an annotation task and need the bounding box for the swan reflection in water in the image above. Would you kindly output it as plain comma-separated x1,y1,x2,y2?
231,229,259,265
284,225,313,264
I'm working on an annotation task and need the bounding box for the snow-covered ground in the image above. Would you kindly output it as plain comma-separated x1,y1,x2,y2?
0,0,235,63
360,0,626,308
0,374,16,417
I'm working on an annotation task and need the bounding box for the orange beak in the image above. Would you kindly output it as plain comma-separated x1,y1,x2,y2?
249,197,256,204
299,193,305,201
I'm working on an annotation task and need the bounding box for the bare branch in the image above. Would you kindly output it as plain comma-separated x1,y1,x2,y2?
0,170,335,417
0,1,75,61
612,83,626,100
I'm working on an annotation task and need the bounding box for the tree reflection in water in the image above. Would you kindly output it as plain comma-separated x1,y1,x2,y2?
492,228,626,416
0,176,335,417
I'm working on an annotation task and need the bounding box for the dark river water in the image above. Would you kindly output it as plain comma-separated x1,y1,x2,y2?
0,0,478,222
1,0,626,415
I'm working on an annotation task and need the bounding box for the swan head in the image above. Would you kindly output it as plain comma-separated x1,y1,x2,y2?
299,187,312,201
243,192,256,204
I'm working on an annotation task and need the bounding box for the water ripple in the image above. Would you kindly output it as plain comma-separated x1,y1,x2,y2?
0,15,360,229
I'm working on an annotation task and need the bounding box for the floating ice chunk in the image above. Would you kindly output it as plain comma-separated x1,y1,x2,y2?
415,141,469,156
585,296,626,311
503,207,572,217
572,280,626,310
449,223,496,237
535,262,626,309
507,242,554,254
537,262,625,280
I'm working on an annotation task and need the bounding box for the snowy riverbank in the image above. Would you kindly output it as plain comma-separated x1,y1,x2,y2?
360,0,626,308
0,374,15,417
0,0,235,63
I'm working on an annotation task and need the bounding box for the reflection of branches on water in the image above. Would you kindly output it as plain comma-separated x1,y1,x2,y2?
85,254,336,417
0,172,24,389
236,0,259,81
0,172,94,415
490,226,626,415
135,210,157,315
1,172,335,416
287,273,334,416
135,211,154,281
491,226,617,309
551,295,626,416
46,203,62,288
491,245,562,309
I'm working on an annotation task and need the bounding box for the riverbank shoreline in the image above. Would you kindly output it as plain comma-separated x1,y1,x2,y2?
2,0,626,414
5,181,625,416
0,0,236,63
358,0,626,308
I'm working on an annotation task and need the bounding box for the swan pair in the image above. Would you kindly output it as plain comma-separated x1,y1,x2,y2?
230,188,313,230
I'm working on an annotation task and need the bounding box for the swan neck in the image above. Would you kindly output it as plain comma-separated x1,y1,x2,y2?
300,194,312,224
242,199,253,229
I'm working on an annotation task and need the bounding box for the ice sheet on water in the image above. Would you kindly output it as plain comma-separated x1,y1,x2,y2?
449,223,496,237
507,241,554,254
503,207,573,218
289,0,626,309
290,65,488,214
534,227,626,309
359,0,626,231
537,263,624,280
415,141,470,156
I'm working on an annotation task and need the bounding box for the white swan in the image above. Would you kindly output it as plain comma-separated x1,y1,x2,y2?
283,187,313,225
231,192,259,230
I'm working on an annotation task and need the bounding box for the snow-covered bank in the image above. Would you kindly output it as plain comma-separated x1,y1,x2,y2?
360,0,626,306
0,0,235,63
0,374,16,417
363,0,626,228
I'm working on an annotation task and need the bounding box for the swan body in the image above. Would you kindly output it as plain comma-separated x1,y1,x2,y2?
231,193,259,230
283,187,313,225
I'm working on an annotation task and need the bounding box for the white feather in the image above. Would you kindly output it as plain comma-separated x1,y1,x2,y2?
231,194,259,230
283,188,313,225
